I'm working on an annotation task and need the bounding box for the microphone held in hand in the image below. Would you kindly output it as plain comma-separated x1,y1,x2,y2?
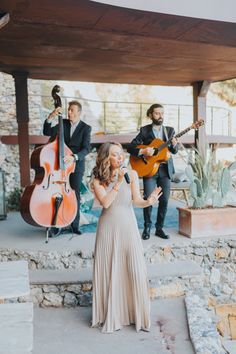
120,164,130,184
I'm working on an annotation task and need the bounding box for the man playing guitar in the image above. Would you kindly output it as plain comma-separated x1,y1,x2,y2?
128,104,178,240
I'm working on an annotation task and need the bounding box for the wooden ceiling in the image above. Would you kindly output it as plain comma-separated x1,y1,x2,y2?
1,0,236,85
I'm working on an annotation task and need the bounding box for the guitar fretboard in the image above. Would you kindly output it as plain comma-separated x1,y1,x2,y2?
154,126,192,153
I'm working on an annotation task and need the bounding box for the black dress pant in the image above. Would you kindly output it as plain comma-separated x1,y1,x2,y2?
143,164,171,229
69,164,83,230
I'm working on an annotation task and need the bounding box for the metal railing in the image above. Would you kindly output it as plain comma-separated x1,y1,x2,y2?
38,95,232,136
0,93,232,136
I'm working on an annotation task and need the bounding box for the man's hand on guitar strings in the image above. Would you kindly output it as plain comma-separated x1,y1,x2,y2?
140,147,155,156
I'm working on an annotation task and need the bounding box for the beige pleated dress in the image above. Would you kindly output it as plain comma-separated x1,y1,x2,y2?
92,178,150,333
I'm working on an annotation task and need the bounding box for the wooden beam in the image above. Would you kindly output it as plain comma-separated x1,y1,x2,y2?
192,81,211,157
198,80,211,98
0,13,9,30
2,133,236,148
13,72,30,187
0,135,48,145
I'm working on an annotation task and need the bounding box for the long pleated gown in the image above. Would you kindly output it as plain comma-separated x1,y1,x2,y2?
92,179,150,333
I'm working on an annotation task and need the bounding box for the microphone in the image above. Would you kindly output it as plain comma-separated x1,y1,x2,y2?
120,164,130,184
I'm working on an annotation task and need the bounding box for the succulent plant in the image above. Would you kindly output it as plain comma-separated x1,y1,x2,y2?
186,146,235,209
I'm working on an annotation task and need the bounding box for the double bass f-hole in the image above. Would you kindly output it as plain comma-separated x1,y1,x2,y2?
43,172,70,193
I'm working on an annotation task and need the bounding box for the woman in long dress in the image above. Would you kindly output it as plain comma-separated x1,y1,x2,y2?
91,142,162,333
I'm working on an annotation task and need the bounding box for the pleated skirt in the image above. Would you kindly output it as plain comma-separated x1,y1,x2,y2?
92,205,150,333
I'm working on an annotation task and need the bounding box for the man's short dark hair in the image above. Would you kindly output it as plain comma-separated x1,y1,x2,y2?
146,103,163,117
68,100,82,111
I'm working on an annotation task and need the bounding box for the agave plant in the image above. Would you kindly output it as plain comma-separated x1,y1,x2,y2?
185,146,236,209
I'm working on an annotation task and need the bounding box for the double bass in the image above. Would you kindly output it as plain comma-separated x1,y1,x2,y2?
20,85,77,240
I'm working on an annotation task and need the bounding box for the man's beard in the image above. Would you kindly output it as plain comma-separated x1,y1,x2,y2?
152,118,163,126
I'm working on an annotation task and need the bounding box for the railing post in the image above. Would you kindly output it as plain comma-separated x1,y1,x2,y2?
137,103,142,130
103,102,107,133
177,105,180,132
228,111,232,136
211,107,214,135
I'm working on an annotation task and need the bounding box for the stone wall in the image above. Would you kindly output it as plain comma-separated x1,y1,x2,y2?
145,238,236,305
1,237,235,306
29,283,93,308
0,73,43,196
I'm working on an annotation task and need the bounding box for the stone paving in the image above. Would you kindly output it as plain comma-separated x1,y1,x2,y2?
33,297,194,354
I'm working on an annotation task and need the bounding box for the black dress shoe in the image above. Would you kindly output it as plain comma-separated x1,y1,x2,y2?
142,226,151,240
155,228,169,239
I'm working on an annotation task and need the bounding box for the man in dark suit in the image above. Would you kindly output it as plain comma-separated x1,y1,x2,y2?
128,103,178,240
43,100,91,235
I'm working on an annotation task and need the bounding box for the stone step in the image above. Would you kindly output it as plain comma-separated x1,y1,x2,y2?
148,260,202,279
30,267,92,285
29,260,202,285
0,302,33,354
0,260,30,300
27,260,203,307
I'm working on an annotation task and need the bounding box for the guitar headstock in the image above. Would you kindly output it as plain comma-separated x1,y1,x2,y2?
191,119,204,130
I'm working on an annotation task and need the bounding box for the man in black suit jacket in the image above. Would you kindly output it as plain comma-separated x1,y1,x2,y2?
43,100,91,234
128,104,178,240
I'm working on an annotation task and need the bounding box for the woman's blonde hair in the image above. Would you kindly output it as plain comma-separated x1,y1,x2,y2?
92,142,123,186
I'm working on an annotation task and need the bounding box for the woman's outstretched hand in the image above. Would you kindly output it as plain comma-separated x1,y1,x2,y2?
147,187,162,206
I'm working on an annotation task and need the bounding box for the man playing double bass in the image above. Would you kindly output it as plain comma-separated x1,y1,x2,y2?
128,104,178,240
44,100,91,234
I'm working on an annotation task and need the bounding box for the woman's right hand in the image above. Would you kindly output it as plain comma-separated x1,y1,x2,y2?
147,187,162,206
117,167,127,183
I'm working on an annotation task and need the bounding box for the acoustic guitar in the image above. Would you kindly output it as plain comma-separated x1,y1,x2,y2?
129,120,204,178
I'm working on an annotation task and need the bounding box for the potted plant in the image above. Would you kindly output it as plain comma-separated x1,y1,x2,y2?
178,147,236,238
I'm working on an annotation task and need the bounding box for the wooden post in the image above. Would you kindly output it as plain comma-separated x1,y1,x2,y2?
192,81,211,158
13,72,30,187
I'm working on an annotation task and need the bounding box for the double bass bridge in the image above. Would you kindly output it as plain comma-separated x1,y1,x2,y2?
43,173,70,193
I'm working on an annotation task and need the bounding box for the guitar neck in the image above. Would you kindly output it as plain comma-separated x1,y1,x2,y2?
156,126,192,152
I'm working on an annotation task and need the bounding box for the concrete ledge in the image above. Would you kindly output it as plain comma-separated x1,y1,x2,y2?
0,302,33,353
148,260,202,279
185,293,225,354
0,260,30,300
30,268,92,285
29,260,202,285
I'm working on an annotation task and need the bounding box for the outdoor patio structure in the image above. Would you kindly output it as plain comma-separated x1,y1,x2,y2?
0,1,236,353
1,0,236,186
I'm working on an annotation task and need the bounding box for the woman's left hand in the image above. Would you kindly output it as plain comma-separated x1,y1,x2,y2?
147,187,162,206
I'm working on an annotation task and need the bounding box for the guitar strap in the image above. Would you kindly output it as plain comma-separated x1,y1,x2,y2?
163,126,169,142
